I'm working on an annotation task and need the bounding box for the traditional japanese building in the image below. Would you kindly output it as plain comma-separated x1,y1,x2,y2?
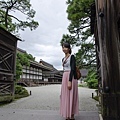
17,49,62,86
39,59,63,82
80,69,88,78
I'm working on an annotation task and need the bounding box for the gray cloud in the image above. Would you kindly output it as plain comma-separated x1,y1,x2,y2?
17,0,78,70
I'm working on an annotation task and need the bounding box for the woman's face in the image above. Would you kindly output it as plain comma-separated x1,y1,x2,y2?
62,46,70,54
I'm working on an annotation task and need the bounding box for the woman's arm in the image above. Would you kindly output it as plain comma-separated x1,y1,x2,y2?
69,55,76,81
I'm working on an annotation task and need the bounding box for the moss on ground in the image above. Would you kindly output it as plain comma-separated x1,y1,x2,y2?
0,85,29,106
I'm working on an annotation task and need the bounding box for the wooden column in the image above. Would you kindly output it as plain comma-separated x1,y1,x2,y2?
95,0,120,119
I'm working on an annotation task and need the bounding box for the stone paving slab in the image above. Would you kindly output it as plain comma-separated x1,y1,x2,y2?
0,108,99,120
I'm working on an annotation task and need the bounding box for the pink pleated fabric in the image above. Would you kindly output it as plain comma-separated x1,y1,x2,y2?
60,71,79,118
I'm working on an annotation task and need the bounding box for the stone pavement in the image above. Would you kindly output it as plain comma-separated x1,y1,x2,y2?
0,108,99,120
0,85,100,120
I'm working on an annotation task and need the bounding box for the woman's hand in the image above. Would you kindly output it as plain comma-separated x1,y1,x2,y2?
68,81,72,90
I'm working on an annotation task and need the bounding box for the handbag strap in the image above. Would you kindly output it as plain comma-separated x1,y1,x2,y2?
62,55,70,66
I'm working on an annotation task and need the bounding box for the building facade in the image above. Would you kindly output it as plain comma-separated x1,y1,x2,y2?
17,49,62,86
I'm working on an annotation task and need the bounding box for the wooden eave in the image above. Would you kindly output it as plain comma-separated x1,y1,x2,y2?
30,60,52,71
0,27,22,41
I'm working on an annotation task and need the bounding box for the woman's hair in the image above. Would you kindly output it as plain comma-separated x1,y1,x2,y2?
62,42,72,54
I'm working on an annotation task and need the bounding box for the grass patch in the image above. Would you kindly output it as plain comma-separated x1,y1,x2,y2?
0,85,29,106
78,84,84,87
78,83,88,87
0,95,14,106
15,94,29,99
0,95,14,102
93,96,99,101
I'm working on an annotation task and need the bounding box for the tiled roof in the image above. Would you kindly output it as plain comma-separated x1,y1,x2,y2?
80,69,88,77
30,60,52,71
17,48,26,54
16,48,58,72
39,59,57,71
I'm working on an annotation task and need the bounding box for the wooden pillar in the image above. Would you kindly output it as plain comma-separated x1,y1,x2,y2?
95,0,120,119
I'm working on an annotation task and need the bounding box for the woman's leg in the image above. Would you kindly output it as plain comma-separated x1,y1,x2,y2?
66,117,70,120
70,114,75,119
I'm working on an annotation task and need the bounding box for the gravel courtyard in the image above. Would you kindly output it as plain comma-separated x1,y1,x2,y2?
1,85,98,111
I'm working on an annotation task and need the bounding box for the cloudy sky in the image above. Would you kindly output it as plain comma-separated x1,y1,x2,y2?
17,0,79,70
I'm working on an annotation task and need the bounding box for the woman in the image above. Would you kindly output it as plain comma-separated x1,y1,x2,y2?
60,42,79,120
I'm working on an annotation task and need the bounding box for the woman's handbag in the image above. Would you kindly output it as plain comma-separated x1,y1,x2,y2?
62,55,70,66
76,66,81,80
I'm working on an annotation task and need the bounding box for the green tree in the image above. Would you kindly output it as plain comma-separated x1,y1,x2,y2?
0,0,39,33
16,60,22,80
0,9,16,32
61,0,95,68
85,69,98,89
75,42,96,68
66,0,94,42
16,52,35,80
24,53,35,61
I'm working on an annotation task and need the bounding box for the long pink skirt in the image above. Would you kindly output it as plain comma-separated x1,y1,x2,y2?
60,71,79,118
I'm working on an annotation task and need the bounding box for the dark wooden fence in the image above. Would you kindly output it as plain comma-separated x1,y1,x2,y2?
0,27,18,97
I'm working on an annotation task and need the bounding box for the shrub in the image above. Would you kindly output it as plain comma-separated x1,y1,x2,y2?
0,86,29,105
84,69,98,89
87,79,98,89
15,85,29,99
78,84,84,87
0,96,14,104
